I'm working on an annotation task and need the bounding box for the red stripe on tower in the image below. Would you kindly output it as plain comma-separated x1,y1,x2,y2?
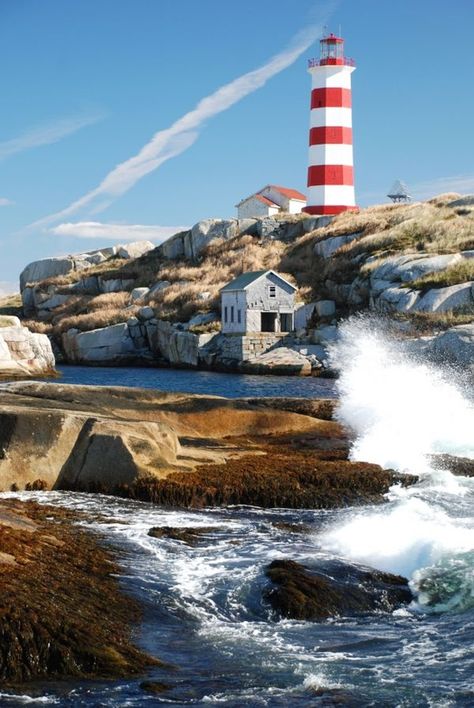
309,127,353,145
308,165,354,186
303,33,358,216
310,87,352,108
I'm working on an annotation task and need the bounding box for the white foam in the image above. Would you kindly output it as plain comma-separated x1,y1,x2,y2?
321,317,474,607
329,317,474,475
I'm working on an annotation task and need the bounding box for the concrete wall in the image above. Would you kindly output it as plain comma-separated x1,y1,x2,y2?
221,290,247,334
220,333,285,361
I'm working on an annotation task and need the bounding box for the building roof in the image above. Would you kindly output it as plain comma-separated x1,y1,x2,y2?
220,269,297,293
255,194,280,207
236,185,307,208
266,185,307,201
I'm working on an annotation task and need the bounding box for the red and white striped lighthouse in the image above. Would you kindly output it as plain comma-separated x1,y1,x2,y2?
304,33,357,215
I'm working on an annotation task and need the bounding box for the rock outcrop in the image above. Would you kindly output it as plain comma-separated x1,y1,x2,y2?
15,201,474,373
264,559,413,620
424,322,474,370
0,499,157,684
0,382,416,506
0,316,55,378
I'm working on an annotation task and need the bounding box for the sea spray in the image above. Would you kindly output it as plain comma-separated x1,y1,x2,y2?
321,316,474,612
327,315,474,474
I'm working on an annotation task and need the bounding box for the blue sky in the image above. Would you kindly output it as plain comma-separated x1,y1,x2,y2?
1,0,473,290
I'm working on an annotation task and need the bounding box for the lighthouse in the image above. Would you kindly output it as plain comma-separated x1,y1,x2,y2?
303,33,357,215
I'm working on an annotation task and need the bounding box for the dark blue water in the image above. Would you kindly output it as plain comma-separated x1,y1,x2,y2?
50,365,337,399
1,491,473,707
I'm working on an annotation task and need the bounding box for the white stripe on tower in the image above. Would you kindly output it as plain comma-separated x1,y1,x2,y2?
303,33,357,216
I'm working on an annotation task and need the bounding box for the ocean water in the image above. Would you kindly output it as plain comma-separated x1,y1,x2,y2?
48,365,338,399
2,320,473,706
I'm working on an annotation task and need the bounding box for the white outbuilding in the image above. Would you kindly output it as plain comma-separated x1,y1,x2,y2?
220,270,297,335
236,185,307,219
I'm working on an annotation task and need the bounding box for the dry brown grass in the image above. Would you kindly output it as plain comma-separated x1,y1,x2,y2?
395,309,474,335
44,291,138,335
22,319,53,335
406,259,474,291
148,235,286,321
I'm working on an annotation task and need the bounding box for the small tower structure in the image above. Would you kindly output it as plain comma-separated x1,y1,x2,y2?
387,180,411,203
303,33,357,215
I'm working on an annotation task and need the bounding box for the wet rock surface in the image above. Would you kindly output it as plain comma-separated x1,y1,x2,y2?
429,453,474,477
147,525,218,546
117,440,416,509
264,559,413,621
0,499,159,685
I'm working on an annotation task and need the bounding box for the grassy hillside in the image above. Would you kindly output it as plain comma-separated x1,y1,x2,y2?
23,193,474,339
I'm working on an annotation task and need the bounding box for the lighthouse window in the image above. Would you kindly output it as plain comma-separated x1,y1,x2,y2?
269,286,276,298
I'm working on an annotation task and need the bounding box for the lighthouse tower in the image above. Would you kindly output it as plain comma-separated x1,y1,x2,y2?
304,33,357,215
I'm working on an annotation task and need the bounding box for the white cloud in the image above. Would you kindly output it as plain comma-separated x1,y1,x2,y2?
50,221,189,242
0,112,105,162
0,198,13,207
28,19,328,230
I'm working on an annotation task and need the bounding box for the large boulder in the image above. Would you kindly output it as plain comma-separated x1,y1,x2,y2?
56,419,180,490
158,231,188,260
314,231,362,259
148,320,216,367
240,347,312,376
20,256,76,291
117,241,155,260
264,559,412,620
0,318,55,377
425,323,474,369
62,323,142,364
369,253,464,285
376,286,420,312
0,407,180,491
184,219,240,260
19,247,118,291
413,282,474,312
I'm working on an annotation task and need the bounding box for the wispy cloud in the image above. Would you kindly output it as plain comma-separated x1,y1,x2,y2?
0,112,105,162
0,197,14,207
50,221,188,242
29,18,329,230
411,174,474,200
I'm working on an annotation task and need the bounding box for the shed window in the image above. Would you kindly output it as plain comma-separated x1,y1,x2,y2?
237,309,241,324
224,306,228,323
269,286,276,298
231,306,234,323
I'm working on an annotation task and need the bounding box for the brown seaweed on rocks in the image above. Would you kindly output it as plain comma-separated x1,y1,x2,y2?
0,500,160,685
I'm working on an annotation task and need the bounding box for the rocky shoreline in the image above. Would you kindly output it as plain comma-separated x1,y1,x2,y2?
0,381,423,692
0,382,416,507
0,499,159,686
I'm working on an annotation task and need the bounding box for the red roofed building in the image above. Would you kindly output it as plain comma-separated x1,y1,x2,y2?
236,185,307,219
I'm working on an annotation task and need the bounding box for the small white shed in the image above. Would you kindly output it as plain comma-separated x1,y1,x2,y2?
220,270,297,335
236,185,307,219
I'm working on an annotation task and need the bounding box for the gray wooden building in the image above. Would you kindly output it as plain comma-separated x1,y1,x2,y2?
220,270,297,335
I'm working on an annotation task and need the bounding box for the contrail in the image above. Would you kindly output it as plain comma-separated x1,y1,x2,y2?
29,21,327,231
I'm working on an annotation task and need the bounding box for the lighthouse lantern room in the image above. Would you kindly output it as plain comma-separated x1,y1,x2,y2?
304,33,357,215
